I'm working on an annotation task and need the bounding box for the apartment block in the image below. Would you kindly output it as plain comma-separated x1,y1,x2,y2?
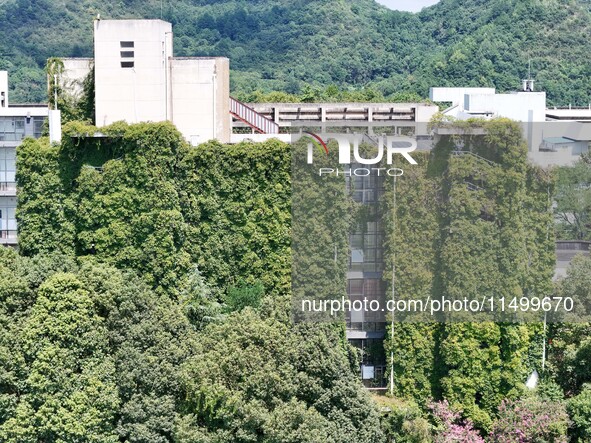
0,72,51,247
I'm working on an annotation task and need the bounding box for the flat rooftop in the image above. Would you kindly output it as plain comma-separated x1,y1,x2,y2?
546,108,591,120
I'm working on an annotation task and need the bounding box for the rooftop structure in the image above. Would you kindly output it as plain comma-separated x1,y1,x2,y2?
430,85,591,167
62,19,236,144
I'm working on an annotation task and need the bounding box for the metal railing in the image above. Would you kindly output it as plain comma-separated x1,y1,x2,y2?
0,182,16,194
556,241,591,252
451,150,496,167
229,97,279,134
0,230,17,244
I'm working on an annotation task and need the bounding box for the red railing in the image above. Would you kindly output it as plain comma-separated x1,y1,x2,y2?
230,97,279,134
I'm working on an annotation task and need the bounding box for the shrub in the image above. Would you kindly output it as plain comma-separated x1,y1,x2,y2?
567,385,591,443
376,396,430,443
489,397,568,443
430,400,485,443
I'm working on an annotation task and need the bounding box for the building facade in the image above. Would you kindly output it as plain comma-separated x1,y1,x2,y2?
0,72,51,247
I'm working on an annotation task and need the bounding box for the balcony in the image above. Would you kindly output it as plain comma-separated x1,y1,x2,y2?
0,182,16,196
0,230,17,245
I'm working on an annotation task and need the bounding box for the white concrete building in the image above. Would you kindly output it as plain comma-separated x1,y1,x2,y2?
63,19,231,144
430,84,591,167
430,81,546,123
0,72,55,247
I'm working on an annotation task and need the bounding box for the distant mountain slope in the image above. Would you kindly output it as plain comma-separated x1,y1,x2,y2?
1,0,590,106
415,0,591,106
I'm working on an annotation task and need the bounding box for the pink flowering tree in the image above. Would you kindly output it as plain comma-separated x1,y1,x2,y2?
430,400,485,443
489,397,568,443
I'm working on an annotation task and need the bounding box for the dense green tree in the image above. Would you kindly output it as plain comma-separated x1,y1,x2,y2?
13,121,383,442
0,263,120,442
178,310,383,443
568,386,591,443
548,256,591,396
555,160,591,241
16,137,76,256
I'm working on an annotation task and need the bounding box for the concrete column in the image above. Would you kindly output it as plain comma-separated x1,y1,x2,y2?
49,110,62,144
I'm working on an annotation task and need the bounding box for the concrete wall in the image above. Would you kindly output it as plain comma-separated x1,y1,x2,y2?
171,57,230,144
94,19,172,126
61,58,93,102
415,104,440,123
92,20,231,144
465,92,546,122
430,87,496,105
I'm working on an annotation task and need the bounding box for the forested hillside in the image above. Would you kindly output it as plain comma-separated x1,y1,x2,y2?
2,0,591,105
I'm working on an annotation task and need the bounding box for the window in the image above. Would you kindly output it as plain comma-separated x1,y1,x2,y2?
120,51,134,58
33,117,45,139
120,41,134,48
0,205,16,231
121,61,134,68
0,148,16,183
0,117,25,141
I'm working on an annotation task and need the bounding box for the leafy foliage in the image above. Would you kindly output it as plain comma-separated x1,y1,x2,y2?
567,386,591,443
0,250,381,442
12,121,385,441
376,396,431,443
489,396,568,443
555,160,591,241
548,256,591,396
17,122,292,299
178,312,383,442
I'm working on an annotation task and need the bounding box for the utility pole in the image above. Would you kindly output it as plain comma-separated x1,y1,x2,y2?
389,174,397,396
542,310,547,371
54,74,58,110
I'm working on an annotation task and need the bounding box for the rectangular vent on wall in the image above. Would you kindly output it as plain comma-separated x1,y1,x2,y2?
120,41,135,68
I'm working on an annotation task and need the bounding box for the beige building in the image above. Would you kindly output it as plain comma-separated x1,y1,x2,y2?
64,19,231,144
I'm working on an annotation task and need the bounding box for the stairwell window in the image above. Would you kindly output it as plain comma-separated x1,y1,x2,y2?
120,41,135,68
